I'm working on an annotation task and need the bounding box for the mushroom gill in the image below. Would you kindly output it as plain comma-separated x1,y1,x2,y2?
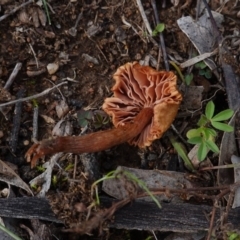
103,61,182,147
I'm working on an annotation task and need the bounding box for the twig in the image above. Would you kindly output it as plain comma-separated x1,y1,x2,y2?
185,88,222,115
1,62,23,118
44,78,65,100
86,34,109,63
171,124,189,145
63,198,131,234
46,1,56,14
32,106,39,142
135,0,152,35
0,82,68,108
73,155,77,179
4,62,22,90
151,0,169,71
206,199,218,240
202,0,222,44
0,0,34,22
10,89,25,153
121,15,147,44
68,10,83,36
206,188,230,240
28,44,39,69
180,48,219,68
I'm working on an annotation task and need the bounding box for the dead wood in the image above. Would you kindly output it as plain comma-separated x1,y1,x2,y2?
101,196,240,233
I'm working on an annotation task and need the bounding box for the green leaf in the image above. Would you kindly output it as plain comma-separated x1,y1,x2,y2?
204,69,212,79
186,128,202,139
187,137,202,144
77,110,93,128
197,114,209,127
211,121,234,132
199,69,206,76
169,137,195,172
204,128,217,137
184,73,193,85
195,61,206,69
205,140,219,153
197,142,208,161
152,23,165,36
211,109,234,122
201,127,210,139
205,101,215,120
155,23,165,32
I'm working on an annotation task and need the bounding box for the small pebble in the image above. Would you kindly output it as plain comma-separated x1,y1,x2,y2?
23,140,29,146
51,75,57,81
1,188,9,198
109,24,115,32
135,53,142,60
47,63,59,75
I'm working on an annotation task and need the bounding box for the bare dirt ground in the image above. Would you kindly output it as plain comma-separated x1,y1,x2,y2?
1,0,240,239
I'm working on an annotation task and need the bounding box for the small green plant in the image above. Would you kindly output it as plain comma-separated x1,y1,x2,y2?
32,99,38,107
36,165,46,172
184,73,193,85
77,109,110,129
227,231,240,240
52,175,58,188
51,174,68,188
42,0,51,25
91,169,161,208
170,136,195,172
186,101,234,161
169,61,192,86
77,109,93,128
0,223,22,240
93,110,110,129
30,184,38,191
145,236,153,240
64,163,74,171
195,61,212,79
152,23,165,36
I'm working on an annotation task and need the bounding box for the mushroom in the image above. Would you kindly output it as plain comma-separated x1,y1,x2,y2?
26,62,182,168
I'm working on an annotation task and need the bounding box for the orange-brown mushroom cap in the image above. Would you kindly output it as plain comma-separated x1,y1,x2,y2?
102,62,182,148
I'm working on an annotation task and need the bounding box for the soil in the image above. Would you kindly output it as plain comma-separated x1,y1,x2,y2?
0,0,240,239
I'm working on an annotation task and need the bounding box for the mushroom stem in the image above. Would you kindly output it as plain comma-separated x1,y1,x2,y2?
26,108,153,168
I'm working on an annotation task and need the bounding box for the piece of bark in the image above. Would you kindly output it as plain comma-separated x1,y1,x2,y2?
101,196,240,232
0,197,61,223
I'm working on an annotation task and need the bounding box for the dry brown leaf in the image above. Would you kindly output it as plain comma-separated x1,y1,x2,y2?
0,159,33,195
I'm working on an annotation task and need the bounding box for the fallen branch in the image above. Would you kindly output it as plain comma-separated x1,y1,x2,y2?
0,82,68,108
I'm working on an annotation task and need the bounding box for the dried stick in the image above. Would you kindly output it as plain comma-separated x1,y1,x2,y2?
0,0,34,22
10,89,25,152
151,0,169,71
32,106,39,141
0,82,68,108
68,10,83,36
206,188,230,240
135,0,152,35
4,62,22,90
28,44,39,69
63,198,131,234
1,62,22,117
